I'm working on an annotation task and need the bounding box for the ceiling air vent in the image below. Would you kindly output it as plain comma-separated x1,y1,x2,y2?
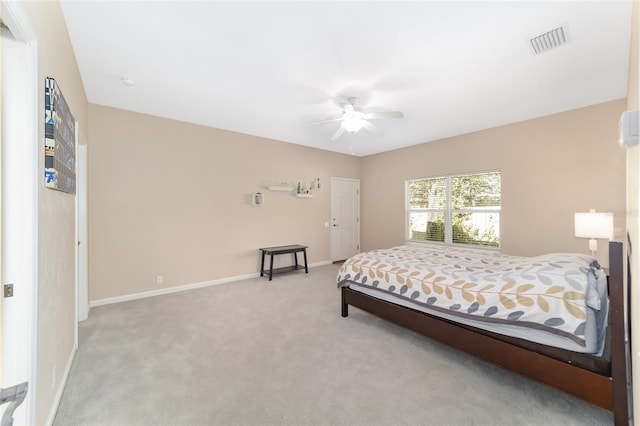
529,25,568,55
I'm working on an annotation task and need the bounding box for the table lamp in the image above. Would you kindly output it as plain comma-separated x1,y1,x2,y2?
574,209,614,257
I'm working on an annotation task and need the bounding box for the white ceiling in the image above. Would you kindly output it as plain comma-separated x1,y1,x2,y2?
60,1,632,157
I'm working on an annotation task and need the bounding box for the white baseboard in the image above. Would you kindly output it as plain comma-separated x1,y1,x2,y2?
90,272,259,308
90,260,332,308
45,345,77,426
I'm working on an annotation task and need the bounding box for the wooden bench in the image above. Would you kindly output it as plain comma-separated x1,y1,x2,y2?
259,244,308,281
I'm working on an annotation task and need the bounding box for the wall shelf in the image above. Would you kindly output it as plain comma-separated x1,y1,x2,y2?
296,193,313,198
268,185,294,192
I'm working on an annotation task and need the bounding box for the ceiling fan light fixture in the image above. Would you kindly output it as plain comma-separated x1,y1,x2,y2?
342,117,366,133
307,96,403,140
341,110,366,133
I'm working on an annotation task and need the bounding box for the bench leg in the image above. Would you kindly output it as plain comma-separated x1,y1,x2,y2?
260,251,265,277
303,249,308,273
269,254,274,281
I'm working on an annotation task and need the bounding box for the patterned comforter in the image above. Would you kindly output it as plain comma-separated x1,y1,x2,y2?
337,245,604,347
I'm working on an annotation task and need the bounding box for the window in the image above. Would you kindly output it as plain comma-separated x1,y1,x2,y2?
407,171,501,248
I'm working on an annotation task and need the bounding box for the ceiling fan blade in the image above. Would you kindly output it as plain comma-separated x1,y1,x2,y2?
330,126,346,141
307,117,344,127
361,120,381,135
363,111,403,120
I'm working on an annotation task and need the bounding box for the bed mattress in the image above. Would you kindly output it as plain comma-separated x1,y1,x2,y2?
337,244,608,354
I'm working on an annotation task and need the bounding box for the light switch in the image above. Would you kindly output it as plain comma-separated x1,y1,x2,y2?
4,284,14,298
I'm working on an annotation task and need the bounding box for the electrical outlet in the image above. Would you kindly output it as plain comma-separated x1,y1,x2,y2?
52,366,57,389
156,275,163,285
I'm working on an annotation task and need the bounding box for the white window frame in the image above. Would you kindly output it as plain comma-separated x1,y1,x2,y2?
406,170,501,250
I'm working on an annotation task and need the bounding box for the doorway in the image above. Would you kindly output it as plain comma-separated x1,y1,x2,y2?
330,177,360,262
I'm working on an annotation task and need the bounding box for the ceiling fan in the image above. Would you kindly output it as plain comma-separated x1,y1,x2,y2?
309,97,403,140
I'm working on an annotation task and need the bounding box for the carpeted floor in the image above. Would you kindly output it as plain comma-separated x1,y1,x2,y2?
54,264,613,425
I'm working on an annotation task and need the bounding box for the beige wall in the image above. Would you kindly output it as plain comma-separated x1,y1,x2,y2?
88,104,359,301
625,0,639,416
19,1,89,424
91,98,627,301
360,100,627,264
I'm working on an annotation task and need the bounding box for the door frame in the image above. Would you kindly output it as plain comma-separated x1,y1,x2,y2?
330,177,360,262
0,1,38,424
76,139,88,327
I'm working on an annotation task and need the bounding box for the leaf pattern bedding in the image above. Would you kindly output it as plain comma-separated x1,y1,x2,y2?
337,245,605,347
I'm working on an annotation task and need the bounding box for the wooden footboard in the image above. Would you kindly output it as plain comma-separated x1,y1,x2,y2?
340,241,629,425
609,241,631,425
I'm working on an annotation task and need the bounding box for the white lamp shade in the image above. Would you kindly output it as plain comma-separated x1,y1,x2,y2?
574,212,614,240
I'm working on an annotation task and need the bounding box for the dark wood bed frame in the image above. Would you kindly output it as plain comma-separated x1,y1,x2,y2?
340,241,631,425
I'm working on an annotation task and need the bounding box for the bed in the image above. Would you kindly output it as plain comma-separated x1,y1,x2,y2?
337,241,630,425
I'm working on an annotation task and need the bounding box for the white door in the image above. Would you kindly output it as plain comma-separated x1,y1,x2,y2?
0,3,37,424
330,177,360,261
